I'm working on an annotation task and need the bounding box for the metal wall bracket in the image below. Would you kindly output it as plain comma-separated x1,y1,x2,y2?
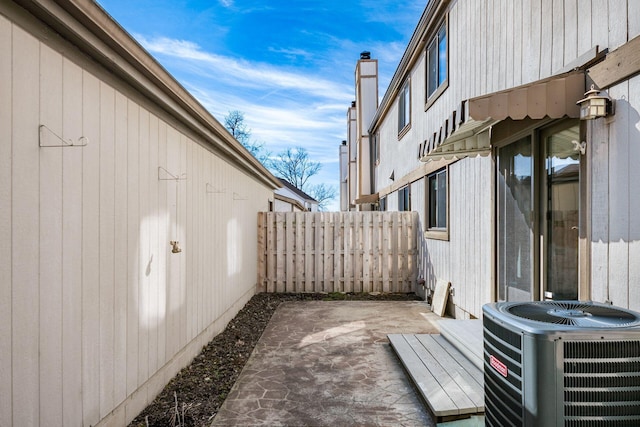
206,183,226,194
158,166,186,181
39,125,88,147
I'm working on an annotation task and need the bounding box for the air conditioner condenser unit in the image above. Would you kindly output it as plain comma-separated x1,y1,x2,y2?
483,301,640,427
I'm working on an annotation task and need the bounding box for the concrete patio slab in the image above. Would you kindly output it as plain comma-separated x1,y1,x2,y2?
211,300,441,426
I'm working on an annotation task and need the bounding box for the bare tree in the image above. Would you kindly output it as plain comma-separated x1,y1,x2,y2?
224,110,251,143
270,146,321,190
224,113,336,208
308,183,337,211
223,110,269,163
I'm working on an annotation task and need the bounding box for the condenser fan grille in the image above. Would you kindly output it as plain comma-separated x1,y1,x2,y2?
505,301,640,327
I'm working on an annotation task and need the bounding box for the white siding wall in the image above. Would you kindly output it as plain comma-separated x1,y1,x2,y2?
417,157,493,319
0,11,273,427
0,15,11,425
375,0,638,317
589,74,640,311
275,198,303,212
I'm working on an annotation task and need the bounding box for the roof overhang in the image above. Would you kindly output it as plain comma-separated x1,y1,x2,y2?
421,71,585,162
369,0,451,135
274,194,307,212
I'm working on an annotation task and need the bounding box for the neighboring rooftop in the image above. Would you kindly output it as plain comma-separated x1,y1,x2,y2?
277,178,317,203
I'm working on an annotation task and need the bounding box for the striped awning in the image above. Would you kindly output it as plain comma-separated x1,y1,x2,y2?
354,193,379,204
420,115,496,161
468,71,584,121
420,71,585,162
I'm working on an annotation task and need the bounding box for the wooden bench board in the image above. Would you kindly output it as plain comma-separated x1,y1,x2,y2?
388,333,485,418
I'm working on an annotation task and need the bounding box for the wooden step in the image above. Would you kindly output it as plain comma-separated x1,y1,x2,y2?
438,319,484,371
388,333,484,421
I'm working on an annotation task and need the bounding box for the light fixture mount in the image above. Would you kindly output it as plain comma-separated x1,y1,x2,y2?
576,85,614,120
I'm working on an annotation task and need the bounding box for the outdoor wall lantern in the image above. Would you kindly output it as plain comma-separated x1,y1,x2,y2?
577,85,614,120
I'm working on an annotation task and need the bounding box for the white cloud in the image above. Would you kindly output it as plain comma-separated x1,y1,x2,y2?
136,35,352,101
136,34,354,157
267,47,313,60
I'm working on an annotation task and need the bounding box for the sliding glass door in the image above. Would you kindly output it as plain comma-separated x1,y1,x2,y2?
497,136,534,301
542,124,580,300
497,122,580,302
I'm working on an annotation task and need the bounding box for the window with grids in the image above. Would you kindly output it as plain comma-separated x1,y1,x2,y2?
398,185,411,211
398,79,410,134
428,169,447,228
426,22,447,100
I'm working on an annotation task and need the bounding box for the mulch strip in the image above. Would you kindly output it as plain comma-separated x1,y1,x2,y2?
129,292,421,427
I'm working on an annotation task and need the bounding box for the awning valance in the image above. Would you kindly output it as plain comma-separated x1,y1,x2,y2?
419,101,497,162
420,116,496,161
420,71,585,162
468,71,585,121
354,193,379,204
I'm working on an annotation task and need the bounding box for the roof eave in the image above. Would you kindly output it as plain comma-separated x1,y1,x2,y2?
368,0,450,135
15,0,281,189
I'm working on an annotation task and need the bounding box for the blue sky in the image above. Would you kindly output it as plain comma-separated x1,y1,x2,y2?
97,0,426,210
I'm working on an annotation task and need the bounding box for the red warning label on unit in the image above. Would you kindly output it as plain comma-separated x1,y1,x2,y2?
490,355,508,377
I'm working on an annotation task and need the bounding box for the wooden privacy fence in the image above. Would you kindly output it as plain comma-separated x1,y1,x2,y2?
257,211,419,293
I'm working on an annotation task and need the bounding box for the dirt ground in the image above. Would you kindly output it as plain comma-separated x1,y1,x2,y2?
129,292,421,427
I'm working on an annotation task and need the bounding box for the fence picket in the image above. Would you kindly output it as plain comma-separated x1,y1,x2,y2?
323,213,333,292
354,213,362,293
275,212,285,293
315,213,323,291
343,213,352,293
257,212,266,292
382,212,390,293
285,213,294,292
304,214,313,292
295,212,304,291
372,213,380,292
266,212,275,292
391,214,399,292
334,213,343,292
